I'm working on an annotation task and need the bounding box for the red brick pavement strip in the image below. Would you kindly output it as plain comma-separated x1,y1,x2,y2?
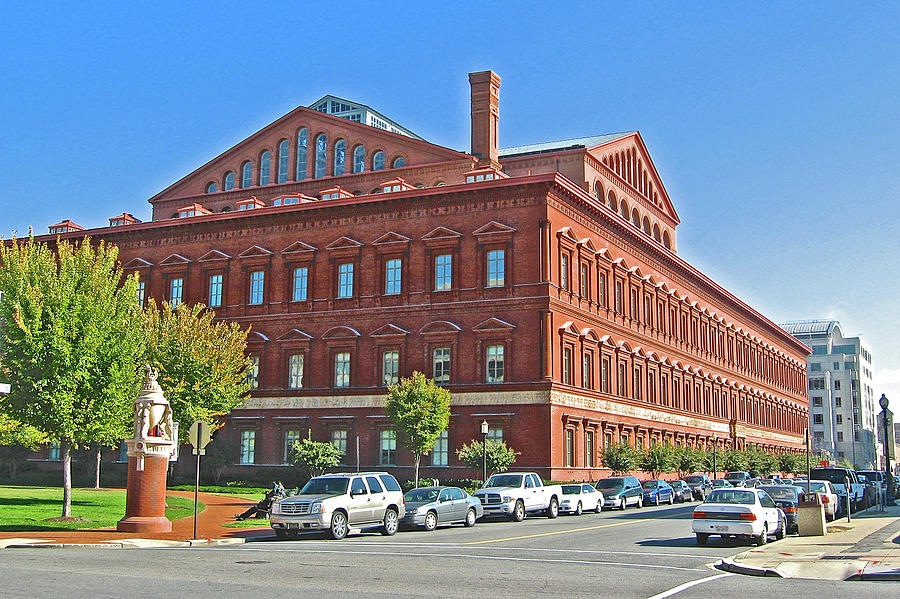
0,490,271,544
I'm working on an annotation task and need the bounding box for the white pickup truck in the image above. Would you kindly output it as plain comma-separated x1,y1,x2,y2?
473,472,562,521
810,467,865,513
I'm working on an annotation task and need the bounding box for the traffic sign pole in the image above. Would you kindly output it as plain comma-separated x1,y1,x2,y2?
194,448,201,539
187,420,211,540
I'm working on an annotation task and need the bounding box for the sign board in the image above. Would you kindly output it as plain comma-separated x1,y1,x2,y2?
0,383,10,394
188,420,212,455
169,422,180,462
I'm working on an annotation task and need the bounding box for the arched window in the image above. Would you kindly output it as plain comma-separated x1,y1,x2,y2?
653,224,661,242
241,161,253,188
296,128,308,180
224,171,235,190
205,182,218,193
642,217,651,235
373,150,385,171
333,139,346,176
353,145,366,173
631,209,640,228
277,139,290,183
663,231,671,249
619,200,629,221
221,206,233,213
607,191,617,213
594,181,603,200
392,156,406,168
314,134,327,178
258,150,271,186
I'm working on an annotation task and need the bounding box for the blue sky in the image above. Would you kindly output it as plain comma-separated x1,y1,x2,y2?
1,2,898,398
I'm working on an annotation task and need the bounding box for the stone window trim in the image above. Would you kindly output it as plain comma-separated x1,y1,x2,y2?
280,346,309,390
420,321,460,384
425,248,460,299
237,246,273,308
473,317,515,384
281,242,317,305
378,252,408,299
479,242,512,291
370,326,408,386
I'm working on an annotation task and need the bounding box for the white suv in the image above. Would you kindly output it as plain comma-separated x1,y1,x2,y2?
271,472,406,540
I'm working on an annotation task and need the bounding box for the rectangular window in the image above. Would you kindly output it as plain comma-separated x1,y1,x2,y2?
48,443,60,461
288,353,304,389
486,426,503,442
601,357,610,393
565,429,575,467
580,263,589,298
835,397,842,407
384,258,402,295
836,414,843,424
208,274,223,308
617,362,626,396
432,430,448,466
169,277,183,307
812,396,823,407
630,289,638,320
834,380,841,390
486,345,504,383
647,371,656,403
433,347,450,384
334,352,351,388
614,280,623,312
813,413,823,424
486,249,505,287
331,429,348,456
379,430,396,465
247,355,259,389
562,347,572,384
584,431,595,468
338,263,354,298
810,363,821,372
137,281,146,307
292,267,308,301
633,366,642,401
382,350,399,386
598,272,607,307
283,430,301,464
604,432,612,448
837,431,844,442
560,253,569,291
240,430,255,464
249,271,265,305
434,254,452,291
582,353,593,389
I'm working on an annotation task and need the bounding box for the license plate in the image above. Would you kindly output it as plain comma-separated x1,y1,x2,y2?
713,525,728,532
287,523,299,529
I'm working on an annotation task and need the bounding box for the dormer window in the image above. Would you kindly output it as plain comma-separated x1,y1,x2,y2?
237,196,266,211
318,187,353,201
48,220,83,234
272,193,316,207
177,203,212,218
464,167,508,183
379,178,415,194
108,213,140,227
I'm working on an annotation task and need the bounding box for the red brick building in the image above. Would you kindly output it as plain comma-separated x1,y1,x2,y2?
39,71,809,481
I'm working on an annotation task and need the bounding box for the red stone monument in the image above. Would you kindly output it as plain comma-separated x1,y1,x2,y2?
117,367,175,533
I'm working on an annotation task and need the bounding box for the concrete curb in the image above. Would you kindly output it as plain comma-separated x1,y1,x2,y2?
3,537,246,549
716,558,783,577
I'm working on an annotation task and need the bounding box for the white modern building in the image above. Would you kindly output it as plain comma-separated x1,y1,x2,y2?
781,320,879,468
308,95,423,139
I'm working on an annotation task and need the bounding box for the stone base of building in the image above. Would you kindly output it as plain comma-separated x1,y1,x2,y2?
116,515,172,533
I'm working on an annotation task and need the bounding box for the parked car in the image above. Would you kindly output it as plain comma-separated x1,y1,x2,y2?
669,480,693,503
596,476,644,509
856,473,879,508
473,472,563,521
857,470,887,506
683,474,713,500
270,472,405,540
400,486,482,530
724,471,752,487
559,484,604,515
758,485,802,533
810,467,865,513
692,488,786,546
642,479,675,506
802,480,839,520
711,479,734,489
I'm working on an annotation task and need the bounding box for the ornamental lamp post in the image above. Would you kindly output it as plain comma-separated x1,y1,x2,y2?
712,436,718,479
481,420,489,485
879,394,895,506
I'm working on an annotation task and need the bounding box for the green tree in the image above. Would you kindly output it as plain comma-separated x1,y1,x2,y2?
602,442,639,475
672,446,704,477
0,413,46,480
722,449,749,473
384,371,451,486
202,435,241,484
142,300,252,439
640,443,674,478
457,439,519,478
778,452,804,475
291,438,344,478
745,445,777,477
0,237,144,517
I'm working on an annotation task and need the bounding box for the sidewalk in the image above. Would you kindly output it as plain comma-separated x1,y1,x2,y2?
721,503,900,581
0,490,270,548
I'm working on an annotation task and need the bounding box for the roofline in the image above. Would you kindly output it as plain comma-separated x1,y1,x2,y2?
308,94,424,140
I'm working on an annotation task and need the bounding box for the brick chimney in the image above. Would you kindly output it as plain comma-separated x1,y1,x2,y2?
469,70,501,169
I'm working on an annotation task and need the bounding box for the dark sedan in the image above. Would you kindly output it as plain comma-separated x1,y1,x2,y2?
669,480,693,503
759,485,801,533
641,480,675,505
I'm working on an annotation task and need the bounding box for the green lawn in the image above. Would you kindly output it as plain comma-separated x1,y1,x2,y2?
0,486,204,531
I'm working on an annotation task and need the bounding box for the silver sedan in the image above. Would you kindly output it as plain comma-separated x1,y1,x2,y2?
400,486,483,531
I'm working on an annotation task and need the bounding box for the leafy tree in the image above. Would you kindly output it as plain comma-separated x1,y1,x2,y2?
142,300,252,439
202,435,241,484
457,439,519,478
745,445,778,477
602,442,639,475
722,450,749,473
291,438,344,478
0,237,144,517
778,452,804,475
640,443,674,478
672,446,704,477
0,413,46,480
384,371,451,486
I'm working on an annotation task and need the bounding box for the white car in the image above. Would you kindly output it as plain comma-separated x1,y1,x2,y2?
801,480,839,520
559,484,604,515
692,488,785,546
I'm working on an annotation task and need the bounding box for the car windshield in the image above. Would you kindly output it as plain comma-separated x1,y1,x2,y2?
485,474,523,488
705,490,755,505
725,473,745,480
684,476,704,484
811,469,850,484
405,488,440,503
642,481,659,489
760,486,799,501
300,477,349,495
562,485,582,494
596,479,624,492
807,482,827,493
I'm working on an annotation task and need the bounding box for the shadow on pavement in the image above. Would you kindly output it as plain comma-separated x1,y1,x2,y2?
638,536,754,549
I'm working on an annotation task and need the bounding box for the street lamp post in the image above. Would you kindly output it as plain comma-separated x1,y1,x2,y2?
879,394,895,506
480,420,489,485
712,437,718,479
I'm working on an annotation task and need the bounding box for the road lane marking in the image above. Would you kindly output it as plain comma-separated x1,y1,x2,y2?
645,572,734,599
462,518,652,545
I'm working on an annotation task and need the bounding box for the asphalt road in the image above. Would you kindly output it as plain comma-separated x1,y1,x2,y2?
1,501,893,598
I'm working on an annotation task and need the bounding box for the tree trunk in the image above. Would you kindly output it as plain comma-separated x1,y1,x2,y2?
414,455,420,488
61,439,72,518
94,446,101,490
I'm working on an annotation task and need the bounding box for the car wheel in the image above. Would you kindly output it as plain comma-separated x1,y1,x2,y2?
619,497,626,510
380,509,399,536
755,526,768,546
575,501,583,516
637,496,644,509
655,495,660,506
274,529,288,539
424,511,438,532
774,516,785,540
328,511,348,540
511,500,526,522
669,493,674,505
696,533,709,545
546,497,559,519
464,508,477,527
